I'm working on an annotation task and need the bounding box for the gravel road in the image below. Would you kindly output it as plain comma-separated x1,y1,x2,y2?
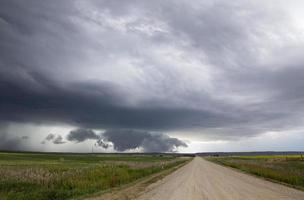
136,157,304,200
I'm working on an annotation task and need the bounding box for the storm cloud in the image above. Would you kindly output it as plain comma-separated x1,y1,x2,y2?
53,135,66,144
42,133,66,145
45,134,56,141
67,128,99,143
1,0,304,151
97,129,187,152
64,128,187,152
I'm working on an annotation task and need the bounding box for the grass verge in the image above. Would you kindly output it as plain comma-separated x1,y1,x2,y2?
84,158,191,200
206,155,304,191
0,152,190,200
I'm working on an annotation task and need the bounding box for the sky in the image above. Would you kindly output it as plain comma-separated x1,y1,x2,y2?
1,0,304,153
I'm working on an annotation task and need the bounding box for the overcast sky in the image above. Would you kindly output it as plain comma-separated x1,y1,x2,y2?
1,0,304,153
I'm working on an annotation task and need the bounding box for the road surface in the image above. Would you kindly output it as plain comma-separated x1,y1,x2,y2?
136,157,304,200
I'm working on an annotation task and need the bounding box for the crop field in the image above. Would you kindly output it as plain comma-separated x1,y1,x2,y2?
0,152,189,200
207,155,304,190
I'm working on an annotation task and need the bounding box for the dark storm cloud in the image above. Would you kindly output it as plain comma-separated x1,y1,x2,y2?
53,135,66,144
67,128,99,142
0,68,234,131
45,134,55,141
1,0,304,145
96,129,187,152
42,133,66,144
63,128,187,152
21,136,29,140
95,138,110,149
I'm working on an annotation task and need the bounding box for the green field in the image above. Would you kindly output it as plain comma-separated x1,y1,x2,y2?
0,152,189,200
207,155,304,190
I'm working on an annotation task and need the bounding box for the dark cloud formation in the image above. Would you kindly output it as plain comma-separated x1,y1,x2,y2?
53,135,66,144
64,128,187,152
97,130,187,152
45,134,55,141
1,0,304,152
42,133,66,145
0,68,235,133
67,128,99,142
21,136,29,140
95,138,110,149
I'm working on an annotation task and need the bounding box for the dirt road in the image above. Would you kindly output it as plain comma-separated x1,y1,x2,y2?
136,157,304,200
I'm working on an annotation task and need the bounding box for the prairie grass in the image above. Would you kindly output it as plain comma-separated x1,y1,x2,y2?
207,155,304,190
0,152,189,200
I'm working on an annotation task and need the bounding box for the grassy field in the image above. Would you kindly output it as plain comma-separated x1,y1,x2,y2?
207,155,304,190
0,152,190,200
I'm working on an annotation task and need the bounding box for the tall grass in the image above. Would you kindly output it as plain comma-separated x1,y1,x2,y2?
0,153,188,200
207,155,304,190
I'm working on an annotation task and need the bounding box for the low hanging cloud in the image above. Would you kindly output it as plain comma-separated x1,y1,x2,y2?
95,138,110,149
21,136,29,140
65,128,187,152
45,133,55,141
42,133,66,144
96,129,188,152
66,128,100,143
53,135,66,144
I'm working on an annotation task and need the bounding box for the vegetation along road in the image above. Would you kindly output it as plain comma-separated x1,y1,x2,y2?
0,152,188,200
136,157,304,200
